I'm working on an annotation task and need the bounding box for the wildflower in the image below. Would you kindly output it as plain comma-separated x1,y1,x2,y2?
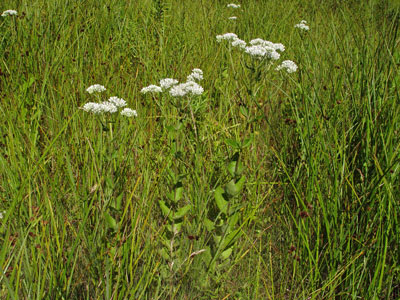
245,45,280,60
160,78,179,90
0,211,4,219
249,39,285,52
82,101,117,114
1,10,17,17
187,68,203,82
276,60,298,73
108,96,127,108
231,38,246,49
216,33,238,42
295,20,309,31
120,108,138,117
140,84,162,94
169,81,204,97
227,3,240,8
100,101,118,113
86,84,106,94
228,16,237,20
82,102,101,113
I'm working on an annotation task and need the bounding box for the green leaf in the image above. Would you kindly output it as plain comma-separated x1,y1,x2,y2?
240,106,249,117
204,218,215,231
225,139,240,150
167,222,182,234
227,160,244,177
228,212,240,230
215,186,228,214
221,228,241,250
241,136,253,149
221,247,233,260
173,204,191,220
225,176,246,197
104,211,117,231
167,185,183,203
159,200,173,221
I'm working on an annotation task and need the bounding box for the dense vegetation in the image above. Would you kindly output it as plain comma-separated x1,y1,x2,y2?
0,0,399,298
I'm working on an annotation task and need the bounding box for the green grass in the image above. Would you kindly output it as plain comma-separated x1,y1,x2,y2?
0,0,399,299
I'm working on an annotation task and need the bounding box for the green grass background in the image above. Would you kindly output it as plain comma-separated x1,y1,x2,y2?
0,0,399,299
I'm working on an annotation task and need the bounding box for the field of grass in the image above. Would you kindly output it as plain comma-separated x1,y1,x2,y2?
1,0,399,299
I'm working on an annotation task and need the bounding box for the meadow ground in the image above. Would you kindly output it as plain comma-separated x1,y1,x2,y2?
0,0,399,299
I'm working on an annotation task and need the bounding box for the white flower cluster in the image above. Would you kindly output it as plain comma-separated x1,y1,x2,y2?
276,60,298,73
0,210,5,219
82,85,137,117
140,84,162,94
216,32,298,72
227,3,240,8
170,81,204,97
86,84,106,94
244,38,285,60
187,68,203,82
229,16,237,20
231,38,246,49
160,78,179,90
142,69,204,98
216,33,238,42
295,20,309,31
1,10,17,17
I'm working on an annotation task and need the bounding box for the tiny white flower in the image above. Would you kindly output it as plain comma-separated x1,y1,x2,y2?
169,81,204,97
82,101,117,114
227,3,240,8
245,45,267,58
295,20,310,31
267,50,280,60
245,43,280,60
1,10,17,17
0,211,5,219
228,16,237,20
86,84,106,94
249,39,285,52
120,108,138,117
160,78,179,90
82,102,100,113
216,33,238,42
231,38,246,49
108,96,127,108
276,60,298,73
100,101,118,113
272,43,285,52
140,84,162,94
187,68,203,82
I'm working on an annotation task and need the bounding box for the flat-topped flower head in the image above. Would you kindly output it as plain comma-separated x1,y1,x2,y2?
249,39,285,52
216,33,238,42
160,78,179,90
86,84,106,94
169,81,204,97
108,96,127,108
120,108,137,117
82,101,117,114
276,60,298,73
187,68,203,82
295,20,309,31
1,10,17,17
228,16,237,20
227,3,240,8
245,45,280,60
231,38,246,49
99,101,118,113
140,84,162,94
